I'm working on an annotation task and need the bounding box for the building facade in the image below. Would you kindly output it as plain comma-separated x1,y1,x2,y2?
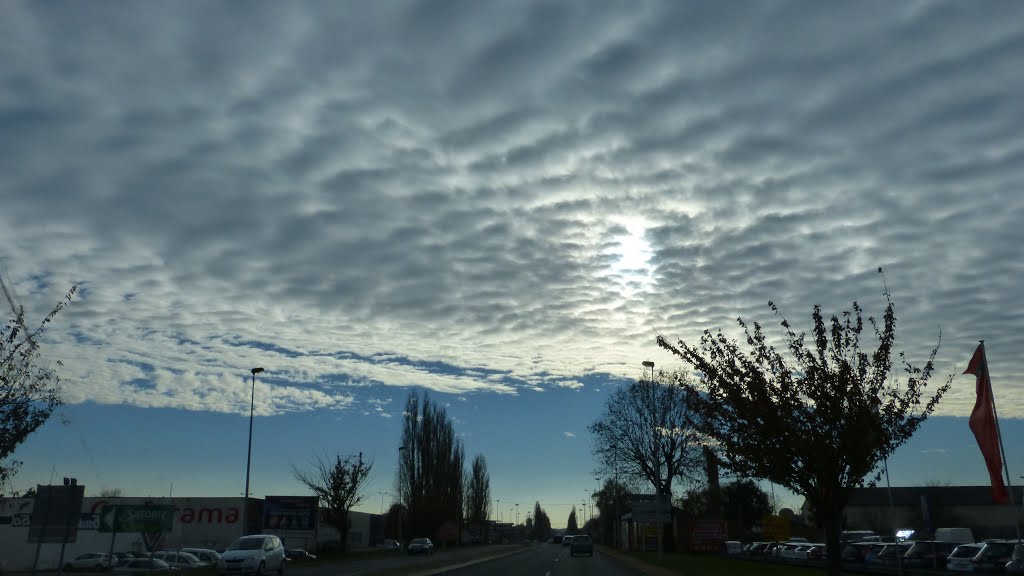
0,496,379,571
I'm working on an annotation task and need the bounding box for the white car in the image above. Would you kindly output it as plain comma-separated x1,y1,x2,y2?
180,548,221,565
152,551,203,569
113,558,173,574
218,535,287,576
65,553,115,572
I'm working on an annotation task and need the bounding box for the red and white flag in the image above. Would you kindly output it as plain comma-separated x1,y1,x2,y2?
964,343,1009,504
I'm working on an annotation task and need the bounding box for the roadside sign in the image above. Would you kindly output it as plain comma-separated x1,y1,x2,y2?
99,505,175,533
762,514,790,541
28,484,85,543
691,520,728,552
630,494,671,523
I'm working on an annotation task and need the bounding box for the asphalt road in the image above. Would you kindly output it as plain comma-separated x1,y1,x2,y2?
288,544,527,576
441,544,645,576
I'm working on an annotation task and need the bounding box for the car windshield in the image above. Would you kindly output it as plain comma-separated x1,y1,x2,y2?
411,539,429,545
229,538,265,551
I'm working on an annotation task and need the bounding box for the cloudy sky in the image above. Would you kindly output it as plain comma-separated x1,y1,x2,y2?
4,0,1024,523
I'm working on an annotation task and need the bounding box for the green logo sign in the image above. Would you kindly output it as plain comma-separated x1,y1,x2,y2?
99,505,174,533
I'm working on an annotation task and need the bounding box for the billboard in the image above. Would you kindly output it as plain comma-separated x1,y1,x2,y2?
690,520,728,552
28,485,85,544
263,496,318,535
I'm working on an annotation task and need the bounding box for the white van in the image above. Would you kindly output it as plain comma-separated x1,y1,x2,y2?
935,527,976,544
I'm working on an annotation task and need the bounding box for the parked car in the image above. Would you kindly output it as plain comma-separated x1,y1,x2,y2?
947,543,983,572
113,559,173,575
284,549,316,562
379,539,400,550
407,538,434,556
65,553,115,572
842,542,878,563
1006,544,1024,574
562,535,573,546
180,548,220,566
935,528,976,545
904,541,959,569
570,534,593,557
971,541,1016,572
747,542,770,556
873,543,913,566
218,535,287,576
806,544,828,561
152,551,203,570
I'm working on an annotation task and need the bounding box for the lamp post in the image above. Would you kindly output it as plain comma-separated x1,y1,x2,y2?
642,360,654,381
497,499,501,522
241,367,264,537
516,503,519,525
398,446,408,547
379,491,390,515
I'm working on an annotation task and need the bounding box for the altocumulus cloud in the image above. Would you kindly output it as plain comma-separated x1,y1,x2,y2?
2,0,1024,415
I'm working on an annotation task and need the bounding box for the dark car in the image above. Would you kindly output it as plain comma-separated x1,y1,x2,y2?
570,534,593,557
1006,544,1024,574
285,549,317,562
904,541,959,569
972,541,1015,572
841,541,878,563
408,538,434,556
562,535,573,546
873,543,912,566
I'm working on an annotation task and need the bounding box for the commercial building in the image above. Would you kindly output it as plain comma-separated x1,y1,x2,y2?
0,496,379,571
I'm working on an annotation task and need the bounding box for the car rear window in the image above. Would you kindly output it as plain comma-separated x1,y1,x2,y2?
574,535,592,543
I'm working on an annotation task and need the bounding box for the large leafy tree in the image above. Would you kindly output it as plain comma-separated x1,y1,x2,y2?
1,281,76,492
464,454,491,543
396,390,465,544
658,295,949,575
292,452,373,552
589,371,703,502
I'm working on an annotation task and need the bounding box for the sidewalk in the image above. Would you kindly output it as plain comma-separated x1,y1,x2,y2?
597,546,679,576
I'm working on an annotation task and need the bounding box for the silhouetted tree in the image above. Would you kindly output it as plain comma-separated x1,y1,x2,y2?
396,391,465,545
567,506,578,535
678,479,771,539
589,370,703,503
464,454,491,544
293,452,373,552
1,281,76,490
658,290,950,576
593,478,632,545
532,502,552,541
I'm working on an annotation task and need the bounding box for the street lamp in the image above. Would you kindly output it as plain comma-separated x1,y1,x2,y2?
497,499,501,522
516,503,519,525
242,367,264,536
642,360,654,381
378,491,390,515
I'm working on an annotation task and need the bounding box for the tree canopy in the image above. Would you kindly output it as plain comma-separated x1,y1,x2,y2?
1,281,76,492
567,506,578,535
589,370,703,501
658,295,949,575
464,454,491,538
532,501,552,541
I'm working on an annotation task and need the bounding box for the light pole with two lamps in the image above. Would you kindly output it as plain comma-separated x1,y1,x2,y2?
242,367,265,536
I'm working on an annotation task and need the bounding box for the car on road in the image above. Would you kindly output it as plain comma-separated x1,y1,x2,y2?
570,534,593,557
112,558,173,575
561,535,573,546
65,553,115,572
947,543,983,572
218,535,287,576
407,538,434,556
284,549,316,562
379,539,400,550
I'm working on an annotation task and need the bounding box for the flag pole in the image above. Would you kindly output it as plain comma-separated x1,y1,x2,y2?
980,341,1023,542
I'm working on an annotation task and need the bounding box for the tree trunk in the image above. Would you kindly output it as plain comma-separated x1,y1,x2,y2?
816,497,844,576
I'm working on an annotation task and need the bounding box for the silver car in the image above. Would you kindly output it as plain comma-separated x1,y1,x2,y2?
113,558,173,575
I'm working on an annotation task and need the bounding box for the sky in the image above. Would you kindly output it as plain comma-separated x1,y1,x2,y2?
3,0,1024,528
